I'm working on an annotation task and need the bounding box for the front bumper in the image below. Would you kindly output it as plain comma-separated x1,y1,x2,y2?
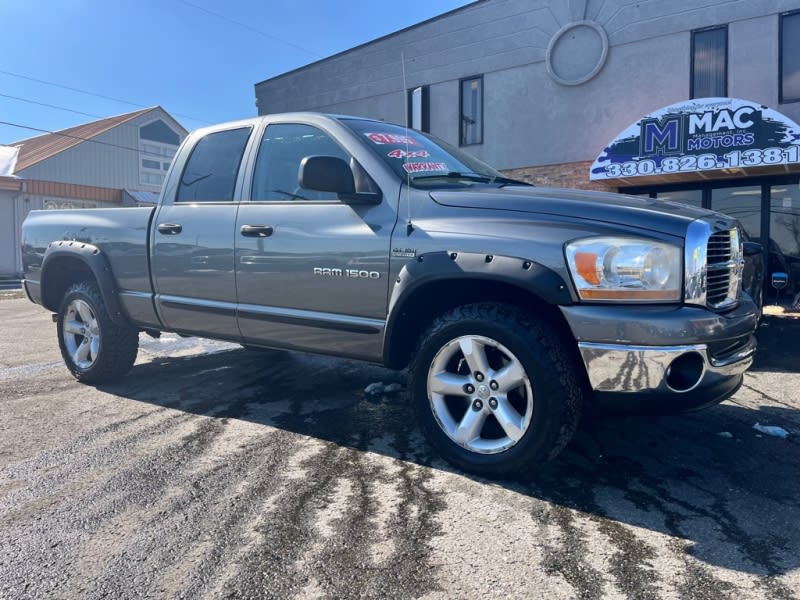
578,336,755,394
560,297,759,408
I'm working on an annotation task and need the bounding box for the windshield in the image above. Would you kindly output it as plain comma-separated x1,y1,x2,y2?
340,118,527,188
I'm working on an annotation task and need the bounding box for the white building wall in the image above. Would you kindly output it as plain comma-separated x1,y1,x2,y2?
0,189,17,276
1,193,47,277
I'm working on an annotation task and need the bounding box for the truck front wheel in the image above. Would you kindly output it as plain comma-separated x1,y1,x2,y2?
409,303,582,477
57,281,139,383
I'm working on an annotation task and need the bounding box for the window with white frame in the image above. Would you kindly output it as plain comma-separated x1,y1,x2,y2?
459,76,483,146
139,119,181,187
407,86,430,132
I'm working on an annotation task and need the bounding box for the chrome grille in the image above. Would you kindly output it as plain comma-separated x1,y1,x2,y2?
705,229,742,310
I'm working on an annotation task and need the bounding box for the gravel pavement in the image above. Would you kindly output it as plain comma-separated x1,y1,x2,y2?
1,295,798,599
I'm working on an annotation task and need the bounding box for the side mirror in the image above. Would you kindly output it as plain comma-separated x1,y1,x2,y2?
743,241,763,257
299,155,354,194
299,156,381,205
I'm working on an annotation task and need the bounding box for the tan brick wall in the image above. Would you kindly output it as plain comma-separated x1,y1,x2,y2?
502,160,616,192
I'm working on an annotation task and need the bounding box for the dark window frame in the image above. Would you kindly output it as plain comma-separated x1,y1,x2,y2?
690,25,728,99
779,9,800,104
139,119,181,145
459,74,484,146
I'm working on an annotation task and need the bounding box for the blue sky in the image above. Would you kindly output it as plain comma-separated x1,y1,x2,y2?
0,0,471,144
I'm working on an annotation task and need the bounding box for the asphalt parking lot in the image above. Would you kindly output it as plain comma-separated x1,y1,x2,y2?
1,294,798,599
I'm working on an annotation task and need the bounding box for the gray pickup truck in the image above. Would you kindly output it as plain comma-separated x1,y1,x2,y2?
22,112,760,476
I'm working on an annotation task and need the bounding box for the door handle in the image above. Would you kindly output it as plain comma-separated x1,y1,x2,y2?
240,224,274,237
157,223,183,235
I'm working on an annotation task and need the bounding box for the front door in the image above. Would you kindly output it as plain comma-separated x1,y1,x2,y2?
235,122,395,359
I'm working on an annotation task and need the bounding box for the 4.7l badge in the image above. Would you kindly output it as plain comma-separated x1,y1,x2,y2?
313,267,381,279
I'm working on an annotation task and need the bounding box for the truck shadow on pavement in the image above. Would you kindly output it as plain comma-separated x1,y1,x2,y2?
97,316,800,585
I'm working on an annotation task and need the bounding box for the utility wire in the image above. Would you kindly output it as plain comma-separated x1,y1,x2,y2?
0,92,105,120
176,0,323,59
0,68,211,125
0,120,150,155
0,92,194,143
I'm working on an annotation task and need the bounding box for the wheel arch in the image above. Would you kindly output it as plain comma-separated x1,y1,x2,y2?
383,251,575,369
40,242,129,326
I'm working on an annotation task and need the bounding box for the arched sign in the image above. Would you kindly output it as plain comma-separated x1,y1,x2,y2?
590,98,800,181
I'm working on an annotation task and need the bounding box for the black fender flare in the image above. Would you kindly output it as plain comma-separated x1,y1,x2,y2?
40,241,129,326
383,250,574,365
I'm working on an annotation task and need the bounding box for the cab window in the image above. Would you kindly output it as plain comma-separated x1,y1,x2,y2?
251,123,368,201
176,127,251,203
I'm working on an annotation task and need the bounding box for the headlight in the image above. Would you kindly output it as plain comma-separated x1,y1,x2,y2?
565,237,682,301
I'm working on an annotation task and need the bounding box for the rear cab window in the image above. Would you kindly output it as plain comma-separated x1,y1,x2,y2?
176,127,252,202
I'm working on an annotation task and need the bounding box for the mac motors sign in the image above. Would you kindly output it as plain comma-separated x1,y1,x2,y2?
590,98,800,180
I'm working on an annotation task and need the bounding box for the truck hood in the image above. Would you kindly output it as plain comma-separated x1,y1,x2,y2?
430,186,721,238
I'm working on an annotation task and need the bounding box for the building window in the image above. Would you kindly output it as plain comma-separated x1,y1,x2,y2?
770,184,800,295
139,119,181,187
407,86,430,132
139,142,175,187
459,76,483,146
654,189,703,209
691,26,727,98
780,11,800,103
140,120,180,145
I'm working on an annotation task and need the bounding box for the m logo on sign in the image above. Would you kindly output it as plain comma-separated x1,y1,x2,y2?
640,117,681,156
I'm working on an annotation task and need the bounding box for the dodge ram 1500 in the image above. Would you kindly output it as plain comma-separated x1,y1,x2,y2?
22,113,759,475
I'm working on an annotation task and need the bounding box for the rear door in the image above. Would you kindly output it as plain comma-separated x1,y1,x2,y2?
151,126,252,338
234,121,396,359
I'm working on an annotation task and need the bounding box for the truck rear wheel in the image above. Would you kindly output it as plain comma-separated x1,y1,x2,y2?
57,281,139,383
409,303,582,477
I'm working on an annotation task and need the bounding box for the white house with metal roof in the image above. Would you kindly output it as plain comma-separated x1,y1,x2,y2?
0,106,187,277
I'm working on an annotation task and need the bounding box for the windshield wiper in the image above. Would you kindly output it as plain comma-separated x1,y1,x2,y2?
490,175,532,186
411,171,492,183
181,173,211,187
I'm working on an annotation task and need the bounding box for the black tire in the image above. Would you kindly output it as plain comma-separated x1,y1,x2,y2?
408,303,583,478
56,281,139,383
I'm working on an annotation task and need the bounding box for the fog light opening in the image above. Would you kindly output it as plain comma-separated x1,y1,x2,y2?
665,352,705,392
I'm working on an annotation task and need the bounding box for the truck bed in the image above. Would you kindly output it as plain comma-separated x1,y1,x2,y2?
22,206,158,327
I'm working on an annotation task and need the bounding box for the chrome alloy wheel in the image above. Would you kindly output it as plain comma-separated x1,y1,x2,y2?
62,298,101,370
426,335,534,454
